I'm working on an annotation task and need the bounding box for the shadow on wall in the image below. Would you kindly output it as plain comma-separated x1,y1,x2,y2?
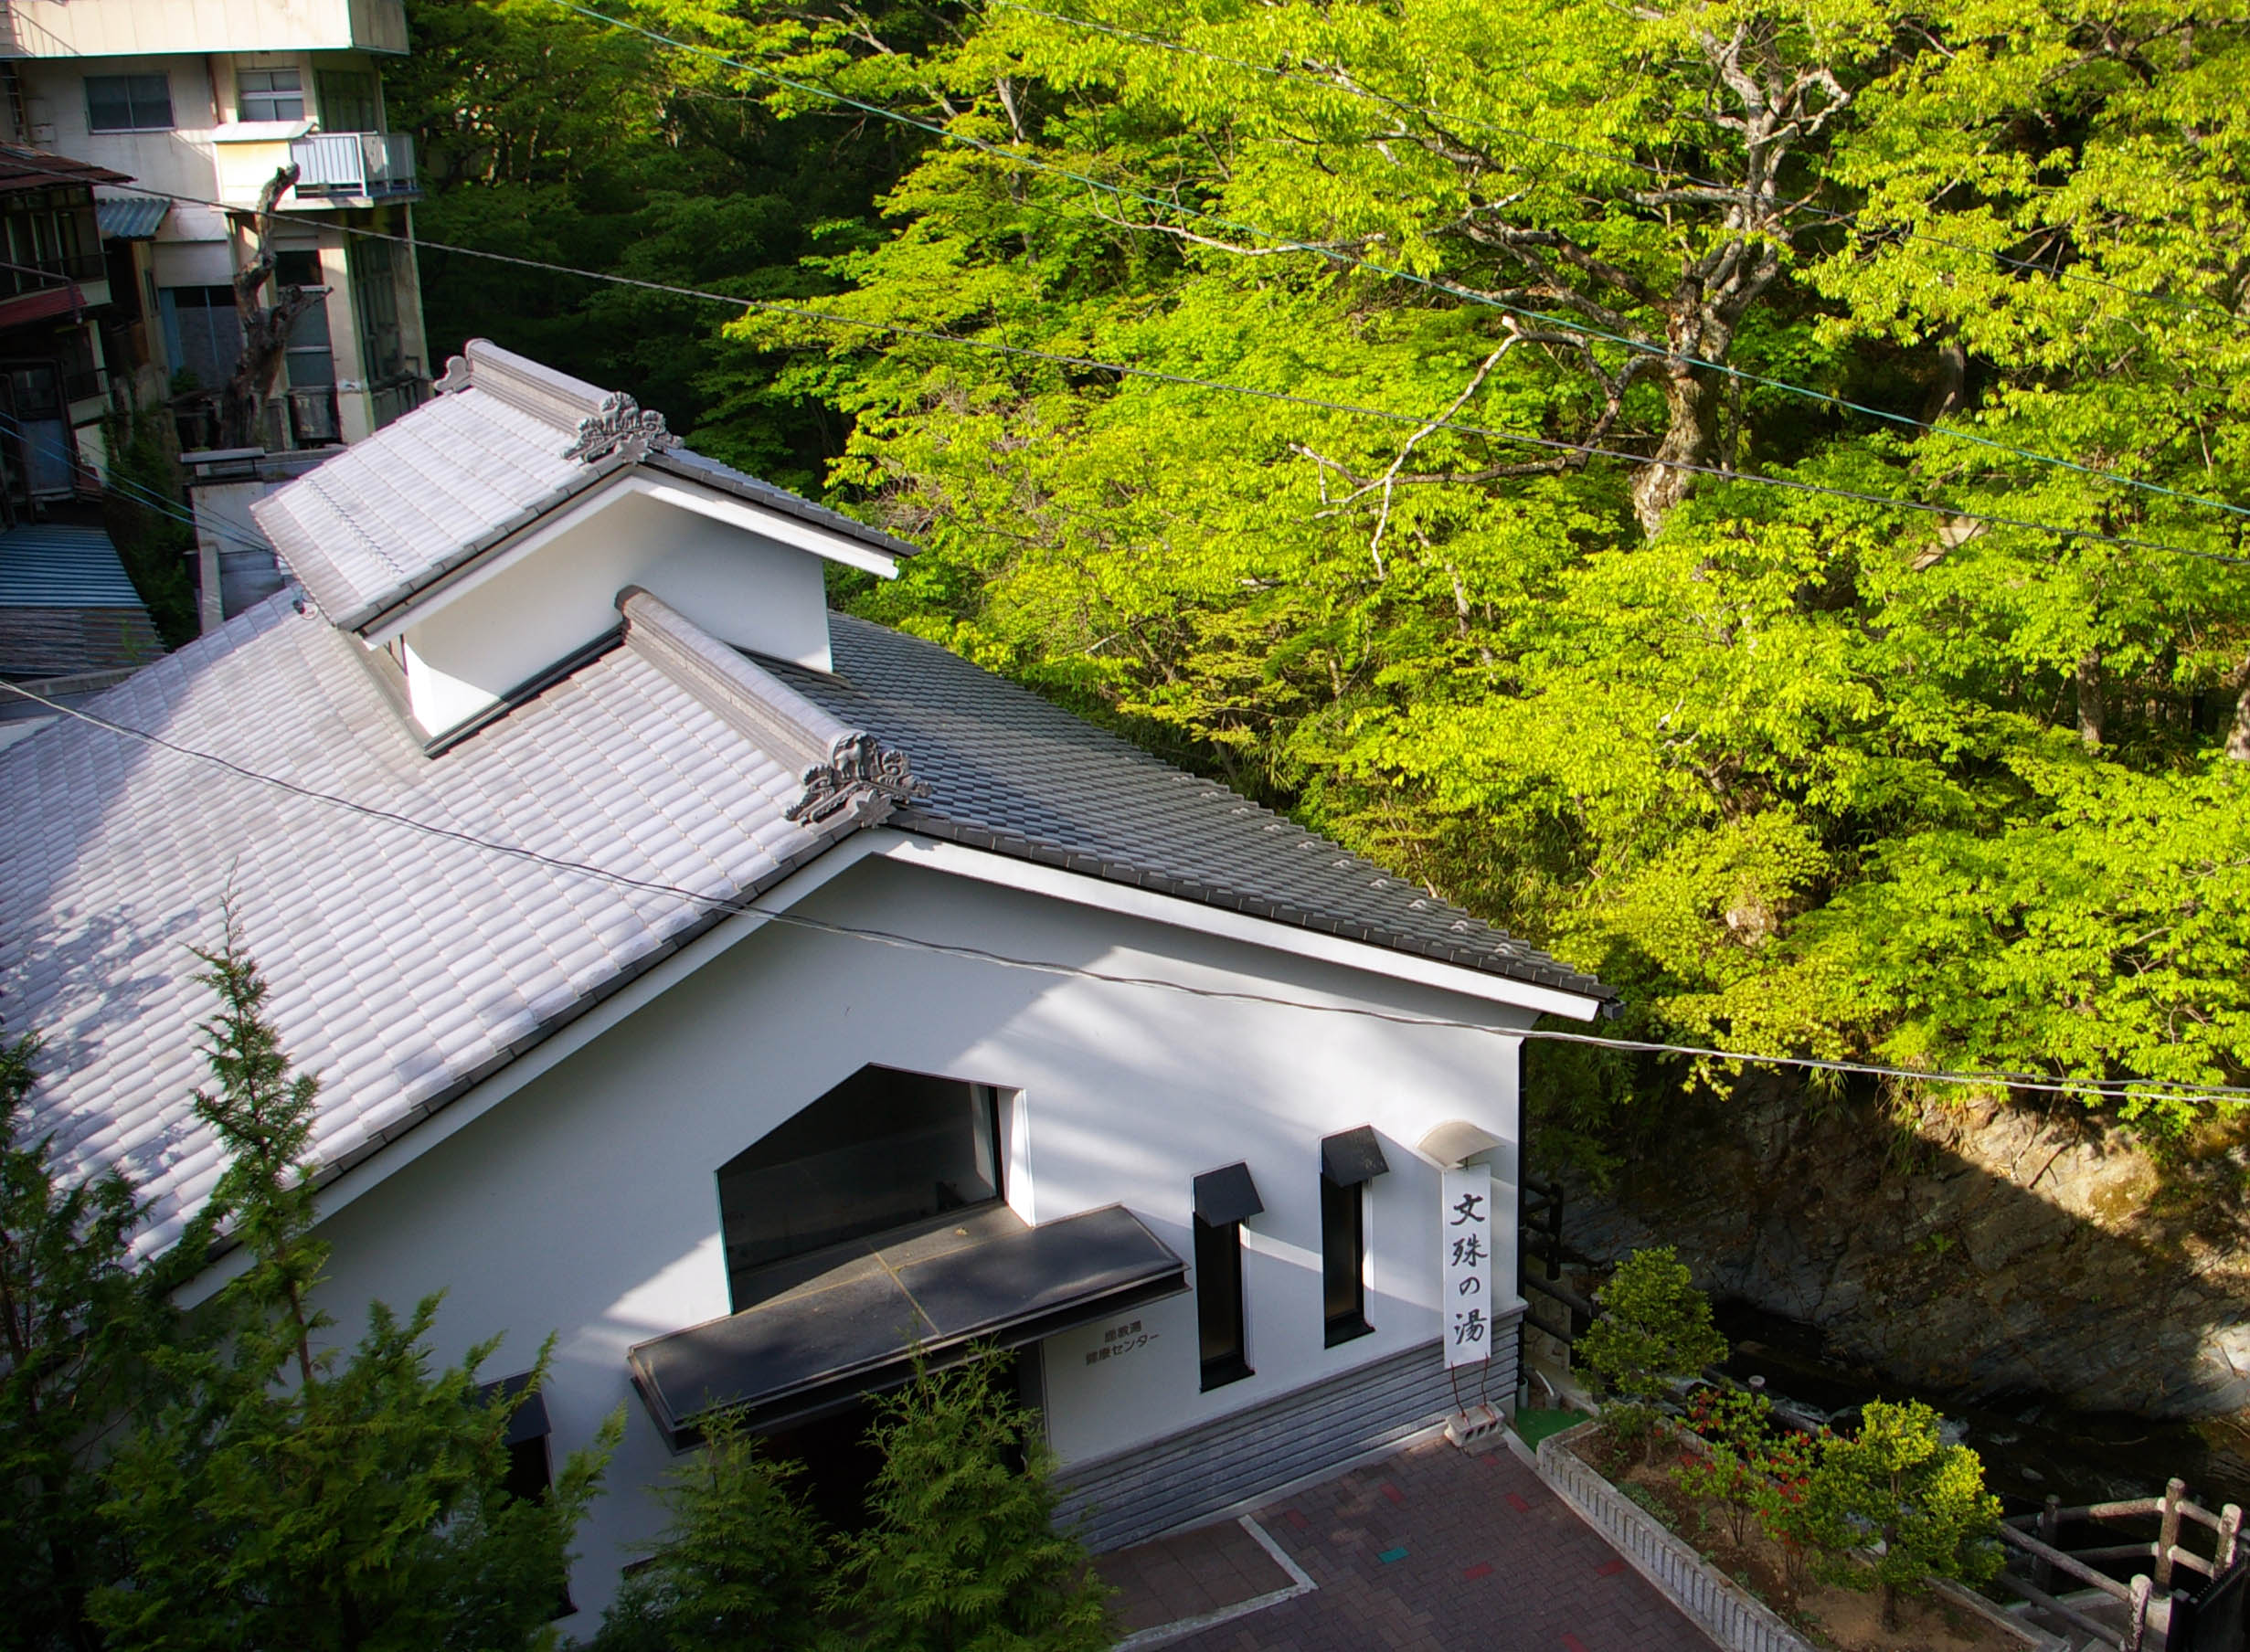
1541,1070,2250,1422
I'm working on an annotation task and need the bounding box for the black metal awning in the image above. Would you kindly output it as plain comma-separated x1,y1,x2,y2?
477,1371,550,1447
1193,1161,1264,1226
1321,1126,1389,1187
628,1203,1186,1447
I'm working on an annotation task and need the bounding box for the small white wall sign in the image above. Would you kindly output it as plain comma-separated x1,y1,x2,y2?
1440,1165,1495,1368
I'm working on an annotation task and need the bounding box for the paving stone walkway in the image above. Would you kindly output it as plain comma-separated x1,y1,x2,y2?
1106,1434,1720,1651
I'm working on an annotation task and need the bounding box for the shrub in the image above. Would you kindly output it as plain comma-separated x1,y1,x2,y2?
593,1415,829,1652
1800,1399,2001,1627
1578,1246,1728,1457
841,1354,1112,1652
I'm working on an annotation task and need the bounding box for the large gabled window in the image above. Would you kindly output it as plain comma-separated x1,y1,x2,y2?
716,1065,1002,1308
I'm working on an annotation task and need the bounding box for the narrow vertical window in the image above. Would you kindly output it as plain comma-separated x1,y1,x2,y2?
1320,1173,1371,1345
1319,1126,1387,1348
1192,1162,1262,1392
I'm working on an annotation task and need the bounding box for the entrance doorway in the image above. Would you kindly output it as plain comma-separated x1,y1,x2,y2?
751,1347,1047,1533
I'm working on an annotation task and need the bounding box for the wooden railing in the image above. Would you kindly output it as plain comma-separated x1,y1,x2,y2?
1990,1478,2243,1651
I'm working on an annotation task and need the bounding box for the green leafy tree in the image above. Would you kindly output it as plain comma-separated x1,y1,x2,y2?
1579,1246,1728,1455
841,1354,1111,1652
592,1415,830,1652
91,916,617,1652
1802,1398,2001,1628
1,1032,205,1652
684,0,2250,1134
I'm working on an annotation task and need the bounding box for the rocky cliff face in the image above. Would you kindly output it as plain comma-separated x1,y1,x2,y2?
1552,1085,2250,1418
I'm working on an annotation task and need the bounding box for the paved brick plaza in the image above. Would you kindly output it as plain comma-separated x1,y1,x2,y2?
1141,1434,1719,1651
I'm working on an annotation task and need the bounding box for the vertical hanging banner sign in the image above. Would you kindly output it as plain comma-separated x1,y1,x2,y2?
1441,1165,1494,1368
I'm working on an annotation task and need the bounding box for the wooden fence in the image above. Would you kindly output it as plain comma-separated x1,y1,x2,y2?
1992,1478,2243,1651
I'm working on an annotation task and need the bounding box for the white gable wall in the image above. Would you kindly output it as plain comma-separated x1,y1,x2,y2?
383,482,835,737
302,853,1534,1624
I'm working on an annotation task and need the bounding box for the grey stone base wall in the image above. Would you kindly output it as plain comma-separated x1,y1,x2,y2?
1056,1321,1519,1552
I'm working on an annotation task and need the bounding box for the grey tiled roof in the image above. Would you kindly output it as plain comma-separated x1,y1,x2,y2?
250,341,918,632
0,594,854,1259
786,617,1612,1000
3,593,1605,1264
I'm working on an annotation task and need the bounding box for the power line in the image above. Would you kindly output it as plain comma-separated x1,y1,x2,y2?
0,160,2234,566
0,405,280,561
997,0,2250,337
546,0,2250,530
4,675,2242,1111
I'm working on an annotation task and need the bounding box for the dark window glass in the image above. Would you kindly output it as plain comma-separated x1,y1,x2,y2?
503,1435,551,1504
717,1066,1002,1303
1194,1216,1251,1390
347,237,404,379
1321,1175,1372,1346
162,286,243,394
316,69,381,132
86,74,173,132
237,67,305,122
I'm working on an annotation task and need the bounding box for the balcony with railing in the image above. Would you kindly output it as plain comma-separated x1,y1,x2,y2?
289,132,419,202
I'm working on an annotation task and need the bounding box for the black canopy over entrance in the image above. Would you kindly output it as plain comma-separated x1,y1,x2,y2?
629,1203,1185,1447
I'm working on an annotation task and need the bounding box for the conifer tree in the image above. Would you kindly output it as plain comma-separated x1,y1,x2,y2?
91,913,616,1652
592,1415,830,1652
842,1355,1111,1652
0,1032,198,1652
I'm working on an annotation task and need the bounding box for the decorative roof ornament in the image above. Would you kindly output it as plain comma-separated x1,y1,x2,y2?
564,394,677,465
787,731,929,827
431,353,473,396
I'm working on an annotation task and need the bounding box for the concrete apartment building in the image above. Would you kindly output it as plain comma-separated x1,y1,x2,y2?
0,0,430,482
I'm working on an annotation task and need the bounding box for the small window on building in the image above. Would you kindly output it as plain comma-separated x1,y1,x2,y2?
158,286,243,396
237,67,305,123
1318,1127,1385,1348
716,1066,1003,1307
316,69,381,132
347,236,405,381
477,1373,575,1617
1192,1162,1262,1391
1320,1176,1371,1346
86,74,174,132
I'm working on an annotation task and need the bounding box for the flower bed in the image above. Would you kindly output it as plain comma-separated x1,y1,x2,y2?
1538,1415,2061,1652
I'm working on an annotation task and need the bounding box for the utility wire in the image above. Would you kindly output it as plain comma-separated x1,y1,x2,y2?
997,0,2250,336
4,675,2243,1111
546,0,2250,530
0,160,2238,565
0,405,281,560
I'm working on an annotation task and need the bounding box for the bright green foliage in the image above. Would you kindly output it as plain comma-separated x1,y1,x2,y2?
592,1416,829,1652
1802,1399,2001,1626
91,916,615,1652
1579,1245,1729,1406
841,1356,1112,1651
519,0,2250,1131
0,1033,199,1652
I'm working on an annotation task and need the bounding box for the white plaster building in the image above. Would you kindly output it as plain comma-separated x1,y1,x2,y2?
0,0,429,461
0,343,1615,1626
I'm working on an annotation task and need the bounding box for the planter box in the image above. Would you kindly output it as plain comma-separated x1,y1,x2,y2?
1534,1421,1820,1652
1530,1421,2065,1652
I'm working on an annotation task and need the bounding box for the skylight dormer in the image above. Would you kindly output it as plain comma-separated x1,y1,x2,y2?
249,340,915,746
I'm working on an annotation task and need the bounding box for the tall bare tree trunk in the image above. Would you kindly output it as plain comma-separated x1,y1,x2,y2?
219,166,319,450
2076,650,2105,750
2228,659,2250,763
